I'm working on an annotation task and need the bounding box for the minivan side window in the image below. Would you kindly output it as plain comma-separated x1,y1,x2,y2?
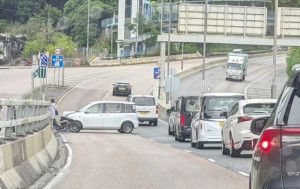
105,103,123,113
87,104,103,113
124,104,136,113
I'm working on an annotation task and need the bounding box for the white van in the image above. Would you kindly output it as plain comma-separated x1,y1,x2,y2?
190,93,244,149
126,95,158,126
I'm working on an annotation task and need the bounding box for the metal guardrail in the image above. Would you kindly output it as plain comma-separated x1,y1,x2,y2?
0,99,50,143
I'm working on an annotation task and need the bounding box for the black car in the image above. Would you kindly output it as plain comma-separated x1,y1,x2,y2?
249,64,300,189
168,96,199,142
112,82,132,96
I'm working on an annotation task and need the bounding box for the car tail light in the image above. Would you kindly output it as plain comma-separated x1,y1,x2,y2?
180,114,184,127
238,116,252,123
257,127,300,151
156,105,158,114
258,128,281,151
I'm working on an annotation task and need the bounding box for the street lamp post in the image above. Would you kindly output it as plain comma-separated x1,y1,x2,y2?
202,0,208,95
166,0,172,104
135,0,139,58
271,0,278,99
87,0,90,61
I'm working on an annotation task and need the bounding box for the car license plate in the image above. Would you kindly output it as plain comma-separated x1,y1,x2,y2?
219,121,224,127
139,111,149,115
119,87,125,90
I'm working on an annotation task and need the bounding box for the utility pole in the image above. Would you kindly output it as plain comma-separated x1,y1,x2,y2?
202,0,208,95
271,0,278,99
166,0,171,104
111,11,115,56
158,0,164,99
87,0,90,62
135,0,139,58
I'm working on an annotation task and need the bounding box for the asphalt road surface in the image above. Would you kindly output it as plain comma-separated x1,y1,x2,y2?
0,55,286,189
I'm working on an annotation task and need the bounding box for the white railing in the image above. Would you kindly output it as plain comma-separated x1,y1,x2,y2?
0,99,50,142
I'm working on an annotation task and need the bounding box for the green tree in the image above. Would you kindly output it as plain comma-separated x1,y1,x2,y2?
63,0,113,47
271,0,300,9
35,4,62,26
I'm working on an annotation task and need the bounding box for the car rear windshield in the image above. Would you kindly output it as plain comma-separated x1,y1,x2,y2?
203,96,244,119
243,103,275,114
116,83,129,86
132,97,155,106
184,98,198,112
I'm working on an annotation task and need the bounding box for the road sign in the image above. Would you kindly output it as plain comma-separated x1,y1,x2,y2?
51,55,64,67
153,67,161,79
165,77,180,92
38,66,46,78
33,69,39,78
55,48,61,55
39,53,48,66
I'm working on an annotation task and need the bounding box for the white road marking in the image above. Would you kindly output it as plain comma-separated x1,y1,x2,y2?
166,144,171,146
243,66,285,99
208,159,216,163
185,150,192,153
159,119,168,125
43,134,73,189
238,171,249,177
102,89,112,101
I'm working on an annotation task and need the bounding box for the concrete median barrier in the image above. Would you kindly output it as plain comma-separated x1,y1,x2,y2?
0,125,57,189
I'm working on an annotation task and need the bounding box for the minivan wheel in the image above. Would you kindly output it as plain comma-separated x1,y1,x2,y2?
197,141,204,149
222,140,230,155
175,128,178,141
70,121,82,133
168,125,172,135
118,129,124,133
121,121,134,133
178,137,185,142
153,120,158,126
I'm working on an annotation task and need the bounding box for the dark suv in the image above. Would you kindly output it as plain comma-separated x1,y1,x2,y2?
249,64,300,189
168,96,199,142
112,82,132,96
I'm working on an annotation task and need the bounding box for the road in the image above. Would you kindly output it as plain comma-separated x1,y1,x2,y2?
0,55,287,189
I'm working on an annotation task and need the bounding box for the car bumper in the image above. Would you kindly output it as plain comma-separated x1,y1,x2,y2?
234,138,258,151
198,134,222,143
138,117,158,122
113,90,131,95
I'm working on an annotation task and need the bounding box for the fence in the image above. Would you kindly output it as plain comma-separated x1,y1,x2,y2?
0,99,50,142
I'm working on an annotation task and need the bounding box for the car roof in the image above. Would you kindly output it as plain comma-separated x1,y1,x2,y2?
228,52,248,57
238,99,277,106
89,101,135,105
115,81,130,84
203,93,244,97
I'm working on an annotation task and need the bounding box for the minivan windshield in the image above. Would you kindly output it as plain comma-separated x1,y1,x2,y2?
132,97,155,106
203,96,244,119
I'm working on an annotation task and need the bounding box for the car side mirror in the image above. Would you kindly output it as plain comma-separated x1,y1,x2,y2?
84,110,90,114
250,116,270,135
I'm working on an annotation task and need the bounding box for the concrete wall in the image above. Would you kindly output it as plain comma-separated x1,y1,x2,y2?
178,4,267,37
0,125,57,189
279,7,300,37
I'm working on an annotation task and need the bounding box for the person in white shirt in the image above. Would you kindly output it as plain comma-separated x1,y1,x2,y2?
49,99,57,126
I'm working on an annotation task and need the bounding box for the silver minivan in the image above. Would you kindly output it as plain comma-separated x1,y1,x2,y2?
190,93,244,149
126,95,158,126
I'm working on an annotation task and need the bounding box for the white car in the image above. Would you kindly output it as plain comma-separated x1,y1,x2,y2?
167,100,177,136
126,95,158,126
190,93,244,149
221,99,276,157
62,101,139,133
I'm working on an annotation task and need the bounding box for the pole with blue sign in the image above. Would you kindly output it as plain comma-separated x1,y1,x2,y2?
39,53,48,100
51,48,64,87
153,67,161,79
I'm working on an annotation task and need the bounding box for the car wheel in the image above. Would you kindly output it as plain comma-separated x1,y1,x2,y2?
197,141,204,149
175,127,178,141
242,75,245,81
191,133,196,147
121,121,134,133
226,78,228,81
168,125,172,135
178,137,185,142
153,120,158,126
70,121,82,133
222,140,230,155
230,134,241,157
